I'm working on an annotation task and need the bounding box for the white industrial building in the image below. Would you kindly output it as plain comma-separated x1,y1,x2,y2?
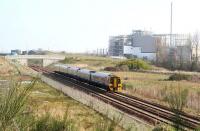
123,46,156,60
109,30,157,61
108,30,190,61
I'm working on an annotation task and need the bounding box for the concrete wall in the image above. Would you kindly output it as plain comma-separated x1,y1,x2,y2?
5,55,65,67
41,75,152,130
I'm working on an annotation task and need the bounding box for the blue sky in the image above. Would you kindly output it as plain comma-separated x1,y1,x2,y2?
0,0,200,53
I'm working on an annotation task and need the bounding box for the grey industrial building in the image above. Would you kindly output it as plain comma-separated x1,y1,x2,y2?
108,30,190,61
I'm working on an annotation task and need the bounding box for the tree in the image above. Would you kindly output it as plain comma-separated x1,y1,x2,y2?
163,85,188,130
187,35,193,62
155,37,168,66
193,31,200,64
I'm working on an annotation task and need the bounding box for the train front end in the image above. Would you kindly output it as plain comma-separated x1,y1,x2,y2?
109,76,122,91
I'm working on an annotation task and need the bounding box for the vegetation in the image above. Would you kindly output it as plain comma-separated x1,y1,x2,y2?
58,55,124,71
163,85,188,111
152,124,173,131
0,78,36,130
32,112,76,131
168,73,191,81
155,32,200,71
60,57,78,64
0,76,127,131
162,85,188,130
114,71,200,116
116,59,151,70
94,116,122,131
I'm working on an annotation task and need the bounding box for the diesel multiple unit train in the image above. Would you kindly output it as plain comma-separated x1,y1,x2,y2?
52,64,122,91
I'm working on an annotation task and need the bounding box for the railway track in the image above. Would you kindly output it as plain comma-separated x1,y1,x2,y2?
30,66,200,130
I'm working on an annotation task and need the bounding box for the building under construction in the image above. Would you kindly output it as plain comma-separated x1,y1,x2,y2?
108,30,190,61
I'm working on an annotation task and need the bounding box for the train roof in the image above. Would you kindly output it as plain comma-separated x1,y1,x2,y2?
91,71,112,78
78,69,94,75
54,64,117,77
54,63,80,69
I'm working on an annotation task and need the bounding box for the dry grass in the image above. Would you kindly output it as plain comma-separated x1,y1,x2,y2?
0,57,18,78
114,71,200,115
60,54,124,71
28,80,124,131
0,57,125,130
57,54,200,115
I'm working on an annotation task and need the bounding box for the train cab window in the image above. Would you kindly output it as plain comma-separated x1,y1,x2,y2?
110,78,114,83
117,79,121,83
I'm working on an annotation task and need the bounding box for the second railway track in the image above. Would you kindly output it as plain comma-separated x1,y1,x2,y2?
30,66,200,130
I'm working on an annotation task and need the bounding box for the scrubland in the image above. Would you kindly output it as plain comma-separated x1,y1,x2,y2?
60,54,200,115
114,71,200,115
0,56,125,131
2,54,200,130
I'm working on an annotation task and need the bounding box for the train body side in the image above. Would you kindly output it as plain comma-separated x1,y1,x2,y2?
52,64,122,91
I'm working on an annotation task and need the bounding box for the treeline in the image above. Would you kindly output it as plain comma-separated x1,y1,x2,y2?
155,32,200,71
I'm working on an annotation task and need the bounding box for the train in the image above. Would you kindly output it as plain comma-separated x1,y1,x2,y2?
52,64,122,91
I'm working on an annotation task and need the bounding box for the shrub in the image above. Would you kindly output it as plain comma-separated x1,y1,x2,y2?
60,57,77,64
32,112,76,131
94,116,122,131
162,85,188,130
0,78,37,130
122,82,133,90
168,73,191,81
116,59,151,70
152,124,172,131
163,85,188,111
104,67,117,71
117,65,129,71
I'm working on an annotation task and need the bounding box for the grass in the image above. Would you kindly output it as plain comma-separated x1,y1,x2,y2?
0,56,127,130
0,78,125,131
5,53,200,129
114,71,200,115
59,54,124,71
116,59,152,70
57,54,200,115
0,78,37,130
28,80,125,131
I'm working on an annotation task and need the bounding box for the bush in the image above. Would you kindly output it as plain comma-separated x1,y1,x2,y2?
104,67,118,71
0,78,37,130
168,73,191,81
60,57,77,64
94,116,122,131
122,82,133,90
162,85,188,130
116,59,151,70
117,65,129,71
32,112,76,131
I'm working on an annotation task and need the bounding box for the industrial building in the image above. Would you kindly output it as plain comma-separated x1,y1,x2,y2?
11,49,21,55
108,30,190,61
109,30,156,60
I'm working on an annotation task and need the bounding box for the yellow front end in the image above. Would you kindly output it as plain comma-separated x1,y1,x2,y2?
109,77,122,92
